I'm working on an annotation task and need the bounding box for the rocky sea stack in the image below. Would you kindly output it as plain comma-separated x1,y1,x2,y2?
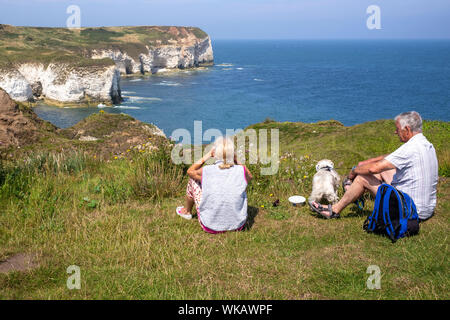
0,25,214,105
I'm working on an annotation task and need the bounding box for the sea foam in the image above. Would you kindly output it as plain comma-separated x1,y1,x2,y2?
113,105,141,110
123,96,163,102
154,81,181,86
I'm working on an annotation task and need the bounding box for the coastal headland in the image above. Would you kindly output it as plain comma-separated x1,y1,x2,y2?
0,25,214,106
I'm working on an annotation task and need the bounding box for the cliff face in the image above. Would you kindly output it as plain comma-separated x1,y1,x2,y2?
1,63,122,104
0,25,214,105
91,35,213,74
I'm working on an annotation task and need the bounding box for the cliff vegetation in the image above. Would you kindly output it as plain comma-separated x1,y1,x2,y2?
0,88,448,299
0,24,210,69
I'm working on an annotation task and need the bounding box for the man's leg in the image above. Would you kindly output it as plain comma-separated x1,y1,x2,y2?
373,168,395,184
331,174,382,214
380,168,395,184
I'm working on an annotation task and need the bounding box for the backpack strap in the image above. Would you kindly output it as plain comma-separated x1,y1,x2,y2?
394,188,410,237
382,185,397,242
396,190,408,219
403,192,418,220
411,201,419,220
366,184,385,231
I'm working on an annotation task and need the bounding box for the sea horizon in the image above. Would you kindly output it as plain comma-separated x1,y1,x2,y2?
34,39,450,138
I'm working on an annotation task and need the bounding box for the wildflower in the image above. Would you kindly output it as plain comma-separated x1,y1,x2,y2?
114,156,118,159
269,193,273,197
261,205,264,208
303,175,307,179
99,110,105,114
126,149,131,153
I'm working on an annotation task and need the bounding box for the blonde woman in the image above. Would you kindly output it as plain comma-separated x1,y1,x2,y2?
176,136,253,234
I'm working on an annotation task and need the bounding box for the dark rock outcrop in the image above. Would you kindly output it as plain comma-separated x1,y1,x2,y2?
31,81,43,99
0,87,56,149
0,88,167,160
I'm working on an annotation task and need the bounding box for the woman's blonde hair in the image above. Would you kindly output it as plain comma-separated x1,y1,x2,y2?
214,136,235,169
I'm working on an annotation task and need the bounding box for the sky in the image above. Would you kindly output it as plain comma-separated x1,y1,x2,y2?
0,0,449,39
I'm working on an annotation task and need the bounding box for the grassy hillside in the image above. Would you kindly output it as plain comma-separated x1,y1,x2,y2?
0,24,209,69
0,114,448,299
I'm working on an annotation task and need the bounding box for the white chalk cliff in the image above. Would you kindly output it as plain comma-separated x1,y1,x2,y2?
91,36,213,75
0,28,213,105
0,63,121,104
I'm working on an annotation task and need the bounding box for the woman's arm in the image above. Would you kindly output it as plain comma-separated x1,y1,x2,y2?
187,148,214,181
234,154,253,182
244,166,253,183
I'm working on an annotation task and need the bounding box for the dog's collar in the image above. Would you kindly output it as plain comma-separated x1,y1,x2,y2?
319,166,333,171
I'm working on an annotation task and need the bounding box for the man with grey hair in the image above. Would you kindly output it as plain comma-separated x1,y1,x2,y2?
310,111,438,221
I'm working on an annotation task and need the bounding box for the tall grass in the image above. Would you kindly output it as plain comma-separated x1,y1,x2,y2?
130,153,185,201
0,147,185,207
0,151,87,201
0,120,448,300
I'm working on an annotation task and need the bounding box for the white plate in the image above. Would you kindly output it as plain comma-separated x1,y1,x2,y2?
288,195,306,205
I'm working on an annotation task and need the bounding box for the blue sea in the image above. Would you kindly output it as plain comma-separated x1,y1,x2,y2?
34,40,450,137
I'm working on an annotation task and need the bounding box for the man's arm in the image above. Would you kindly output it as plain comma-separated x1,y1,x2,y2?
358,154,390,167
349,159,396,179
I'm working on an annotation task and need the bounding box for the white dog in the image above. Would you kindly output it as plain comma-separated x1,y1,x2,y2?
308,159,340,205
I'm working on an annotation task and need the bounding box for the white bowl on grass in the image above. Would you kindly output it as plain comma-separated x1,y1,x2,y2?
288,195,306,207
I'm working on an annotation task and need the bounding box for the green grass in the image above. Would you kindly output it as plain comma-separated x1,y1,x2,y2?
0,118,448,299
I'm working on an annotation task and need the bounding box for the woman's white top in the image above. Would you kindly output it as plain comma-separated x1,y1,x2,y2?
198,161,248,231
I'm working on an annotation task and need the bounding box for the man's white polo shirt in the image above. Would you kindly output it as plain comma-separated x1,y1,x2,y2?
385,133,438,220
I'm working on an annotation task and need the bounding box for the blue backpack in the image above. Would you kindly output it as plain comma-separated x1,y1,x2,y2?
363,184,420,243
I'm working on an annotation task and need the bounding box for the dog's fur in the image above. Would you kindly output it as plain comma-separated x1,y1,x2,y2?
308,159,340,205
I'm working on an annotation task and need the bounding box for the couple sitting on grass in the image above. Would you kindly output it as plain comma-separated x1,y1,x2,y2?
309,111,438,221
177,111,438,234
176,136,253,234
